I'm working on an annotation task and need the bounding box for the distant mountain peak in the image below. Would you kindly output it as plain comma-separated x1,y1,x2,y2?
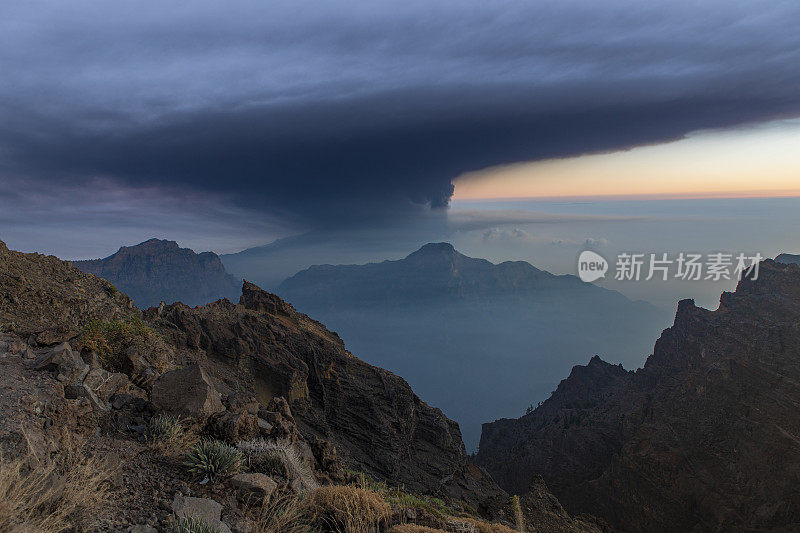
406,242,458,259
117,238,180,254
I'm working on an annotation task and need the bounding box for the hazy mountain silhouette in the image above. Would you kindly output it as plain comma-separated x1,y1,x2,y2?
75,238,241,308
277,243,671,448
775,252,800,266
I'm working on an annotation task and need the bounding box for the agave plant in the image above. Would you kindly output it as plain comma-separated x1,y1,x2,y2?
184,439,242,479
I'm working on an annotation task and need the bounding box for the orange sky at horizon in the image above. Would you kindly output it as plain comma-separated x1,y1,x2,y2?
453,118,800,201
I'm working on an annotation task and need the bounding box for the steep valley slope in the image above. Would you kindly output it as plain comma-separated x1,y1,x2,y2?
477,259,800,532
277,242,670,449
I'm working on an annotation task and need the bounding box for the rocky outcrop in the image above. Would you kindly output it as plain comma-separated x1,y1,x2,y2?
151,364,225,420
0,240,136,343
75,238,241,308
477,260,800,531
149,281,507,511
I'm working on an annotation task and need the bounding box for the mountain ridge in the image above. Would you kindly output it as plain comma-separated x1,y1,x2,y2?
74,238,241,308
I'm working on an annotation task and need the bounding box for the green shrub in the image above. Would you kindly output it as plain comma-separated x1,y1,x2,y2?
170,515,219,533
79,317,153,371
185,439,242,479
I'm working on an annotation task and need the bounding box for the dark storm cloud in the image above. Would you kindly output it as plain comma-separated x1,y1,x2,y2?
2,0,800,229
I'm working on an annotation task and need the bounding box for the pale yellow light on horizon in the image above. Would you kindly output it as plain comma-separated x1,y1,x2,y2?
453,118,800,201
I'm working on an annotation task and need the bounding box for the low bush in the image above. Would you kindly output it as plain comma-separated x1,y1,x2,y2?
237,439,317,490
448,517,518,533
79,317,154,371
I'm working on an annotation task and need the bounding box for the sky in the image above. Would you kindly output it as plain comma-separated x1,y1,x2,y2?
1,0,799,306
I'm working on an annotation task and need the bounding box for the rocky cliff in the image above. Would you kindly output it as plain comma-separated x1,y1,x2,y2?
477,259,800,531
74,238,241,308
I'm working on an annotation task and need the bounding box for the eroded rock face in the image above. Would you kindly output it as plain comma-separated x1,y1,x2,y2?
478,260,800,531
152,364,225,420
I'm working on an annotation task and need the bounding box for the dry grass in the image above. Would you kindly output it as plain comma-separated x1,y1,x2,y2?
447,518,518,533
250,493,310,533
0,443,114,532
304,485,392,533
238,439,318,491
146,414,196,455
510,495,524,532
388,525,447,533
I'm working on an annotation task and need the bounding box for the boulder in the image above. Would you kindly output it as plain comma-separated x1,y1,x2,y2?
34,342,89,384
258,397,298,442
171,494,232,533
9,338,26,355
152,364,224,419
35,327,75,346
230,473,277,500
83,368,131,402
64,383,108,411
208,410,259,442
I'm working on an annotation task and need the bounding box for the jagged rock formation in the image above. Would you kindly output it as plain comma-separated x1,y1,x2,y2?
75,238,241,308
477,260,800,531
278,242,669,448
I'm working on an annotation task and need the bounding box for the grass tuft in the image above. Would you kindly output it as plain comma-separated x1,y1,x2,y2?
0,441,115,532
146,414,194,454
250,493,309,533
170,514,220,533
237,439,317,491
